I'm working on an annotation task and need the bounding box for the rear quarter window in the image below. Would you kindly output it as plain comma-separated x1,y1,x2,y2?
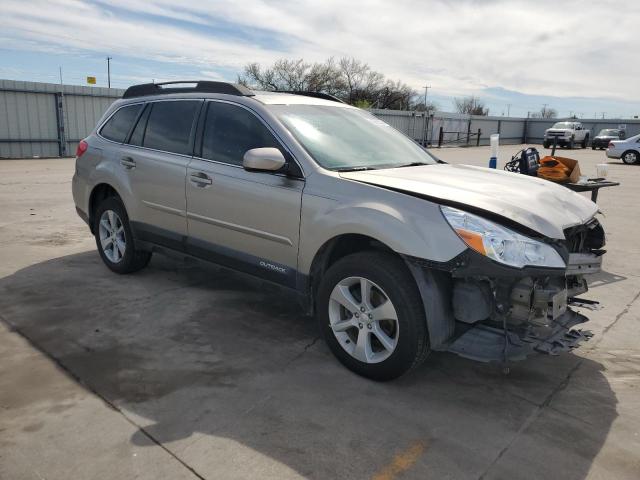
100,104,143,143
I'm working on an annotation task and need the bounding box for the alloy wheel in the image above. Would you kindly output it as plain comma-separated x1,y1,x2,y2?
623,152,638,164
328,276,399,363
98,210,126,263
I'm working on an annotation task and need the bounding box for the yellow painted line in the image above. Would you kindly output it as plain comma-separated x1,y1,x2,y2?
372,440,428,480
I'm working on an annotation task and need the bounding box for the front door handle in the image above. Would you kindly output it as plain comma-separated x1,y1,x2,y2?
190,172,213,187
120,157,136,169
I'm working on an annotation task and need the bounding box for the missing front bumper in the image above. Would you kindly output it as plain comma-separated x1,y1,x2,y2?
446,308,593,362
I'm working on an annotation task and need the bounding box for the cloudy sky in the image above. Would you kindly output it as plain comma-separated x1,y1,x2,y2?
1,0,638,118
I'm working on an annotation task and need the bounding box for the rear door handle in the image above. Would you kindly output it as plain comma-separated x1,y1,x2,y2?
190,172,213,187
120,157,136,169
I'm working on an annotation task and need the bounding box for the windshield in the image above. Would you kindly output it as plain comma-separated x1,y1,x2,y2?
552,122,574,129
270,105,437,170
598,129,619,136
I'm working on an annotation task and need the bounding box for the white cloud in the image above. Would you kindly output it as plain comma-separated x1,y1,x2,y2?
1,0,637,100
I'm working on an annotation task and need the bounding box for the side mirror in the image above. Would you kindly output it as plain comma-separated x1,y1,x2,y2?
243,147,286,172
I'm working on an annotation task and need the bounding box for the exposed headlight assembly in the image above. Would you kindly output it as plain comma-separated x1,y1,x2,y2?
441,206,566,269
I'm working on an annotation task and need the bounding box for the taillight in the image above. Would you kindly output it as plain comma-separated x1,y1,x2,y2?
608,142,614,149
76,139,88,158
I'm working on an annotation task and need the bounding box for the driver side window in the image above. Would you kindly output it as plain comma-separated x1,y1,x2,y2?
201,102,282,166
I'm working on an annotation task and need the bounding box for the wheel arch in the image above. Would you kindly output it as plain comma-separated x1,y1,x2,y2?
304,234,398,314
88,183,124,233
304,233,456,350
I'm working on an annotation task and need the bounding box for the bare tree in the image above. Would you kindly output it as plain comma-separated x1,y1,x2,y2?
530,107,558,119
454,96,489,116
412,99,438,113
238,57,415,110
540,106,558,118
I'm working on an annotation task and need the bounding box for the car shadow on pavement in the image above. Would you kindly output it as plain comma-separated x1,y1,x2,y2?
0,251,620,480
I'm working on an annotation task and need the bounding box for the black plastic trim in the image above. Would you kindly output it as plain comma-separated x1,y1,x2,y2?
129,221,298,289
130,221,186,252
123,81,255,99
274,91,346,104
405,249,567,279
75,207,89,226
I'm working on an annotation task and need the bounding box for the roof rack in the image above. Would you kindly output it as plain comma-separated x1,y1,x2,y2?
274,91,346,104
122,81,255,99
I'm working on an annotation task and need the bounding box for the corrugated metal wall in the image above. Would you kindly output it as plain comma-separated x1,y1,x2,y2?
371,110,640,147
1,78,639,158
0,79,123,158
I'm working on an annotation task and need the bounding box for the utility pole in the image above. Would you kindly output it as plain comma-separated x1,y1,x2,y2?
542,103,548,118
601,112,606,119
56,66,67,156
506,104,511,117
107,56,112,88
423,84,431,109
422,84,431,146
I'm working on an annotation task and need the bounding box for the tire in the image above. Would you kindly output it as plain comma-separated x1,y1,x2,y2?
316,251,429,381
582,136,588,148
93,196,152,274
568,138,575,149
591,145,596,150
543,141,550,149
621,150,639,165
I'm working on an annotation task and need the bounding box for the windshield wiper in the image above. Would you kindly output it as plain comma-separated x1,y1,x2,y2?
335,166,378,172
394,162,431,168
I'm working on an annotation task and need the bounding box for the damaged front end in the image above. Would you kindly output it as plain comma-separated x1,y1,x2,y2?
408,215,606,363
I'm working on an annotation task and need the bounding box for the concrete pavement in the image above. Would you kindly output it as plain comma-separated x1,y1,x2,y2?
0,146,638,479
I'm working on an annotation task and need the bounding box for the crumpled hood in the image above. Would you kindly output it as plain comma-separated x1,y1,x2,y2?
340,164,598,239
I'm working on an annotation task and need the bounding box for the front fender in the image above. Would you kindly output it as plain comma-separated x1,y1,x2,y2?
298,188,466,275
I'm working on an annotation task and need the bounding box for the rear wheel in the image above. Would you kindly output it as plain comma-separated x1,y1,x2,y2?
568,138,575,149
316,251,429,381
622,150,639,165
93,196,151,274
543,141,550,148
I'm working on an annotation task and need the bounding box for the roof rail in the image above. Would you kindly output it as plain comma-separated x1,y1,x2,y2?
122,81,254,99
274,91,346,104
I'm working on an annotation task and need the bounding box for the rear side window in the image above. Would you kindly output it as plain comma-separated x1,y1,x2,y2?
100,104,143,142
143,101,199,155
201,102,281,166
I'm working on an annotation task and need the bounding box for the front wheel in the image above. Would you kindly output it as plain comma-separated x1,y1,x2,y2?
93,196,152,274
622,150,639,165
543,141,550,148
316,251,430,381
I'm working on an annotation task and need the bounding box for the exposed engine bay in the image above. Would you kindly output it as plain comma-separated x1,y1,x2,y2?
409,217,606,363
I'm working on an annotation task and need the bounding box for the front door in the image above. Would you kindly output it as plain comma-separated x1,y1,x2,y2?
186,101,304,287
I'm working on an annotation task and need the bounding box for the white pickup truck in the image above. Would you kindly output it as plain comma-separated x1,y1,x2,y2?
543,121,590,149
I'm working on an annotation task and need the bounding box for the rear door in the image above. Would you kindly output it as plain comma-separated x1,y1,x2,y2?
185,100,304,287
119,99,202,249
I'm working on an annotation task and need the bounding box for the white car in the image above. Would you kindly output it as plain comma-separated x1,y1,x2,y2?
606,133,640,164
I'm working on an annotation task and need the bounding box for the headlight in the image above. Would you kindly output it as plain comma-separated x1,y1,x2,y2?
440,206,566,268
